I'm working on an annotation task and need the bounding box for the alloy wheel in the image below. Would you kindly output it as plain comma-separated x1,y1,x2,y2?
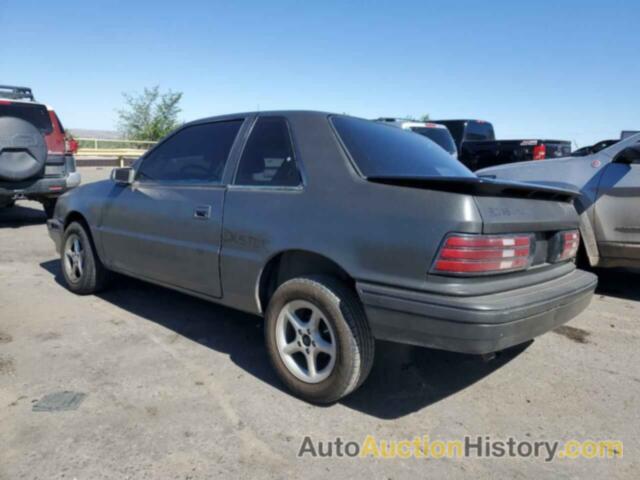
275,299,337,383
63,234,84,283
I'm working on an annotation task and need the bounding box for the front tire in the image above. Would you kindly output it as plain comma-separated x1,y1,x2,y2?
265,275,375,403
61,221,111,295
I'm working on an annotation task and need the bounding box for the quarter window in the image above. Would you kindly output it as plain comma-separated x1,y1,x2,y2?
235,117,301,187
137,120,243,182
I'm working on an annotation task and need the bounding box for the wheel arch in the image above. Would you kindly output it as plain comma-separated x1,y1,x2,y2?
64,210,89,230
62,210,104,264
256,249,355,314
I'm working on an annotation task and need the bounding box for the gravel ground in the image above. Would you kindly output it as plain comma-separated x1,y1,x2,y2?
0,167,638,479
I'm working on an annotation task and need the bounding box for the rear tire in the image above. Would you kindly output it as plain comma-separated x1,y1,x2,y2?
265,275,375,403
61,221,111,295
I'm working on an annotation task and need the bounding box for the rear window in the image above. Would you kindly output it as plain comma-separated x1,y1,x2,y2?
464,121,495,141
331,116,474,178
410,127,457,155
0,102,53,134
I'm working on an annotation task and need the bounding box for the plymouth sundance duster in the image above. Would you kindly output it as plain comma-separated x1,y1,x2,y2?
47,111,597,403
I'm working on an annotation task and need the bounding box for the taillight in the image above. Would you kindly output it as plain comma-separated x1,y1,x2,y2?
533,144,546,160
64,138,78,154
432,233,534,276
551,230,580,262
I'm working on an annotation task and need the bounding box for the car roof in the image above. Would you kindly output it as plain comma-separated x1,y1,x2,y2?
374,118,449,129
187,110,335,126
433,119,490,124
0,98,48,108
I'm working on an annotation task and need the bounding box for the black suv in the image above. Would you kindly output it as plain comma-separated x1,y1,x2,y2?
0,85,80,218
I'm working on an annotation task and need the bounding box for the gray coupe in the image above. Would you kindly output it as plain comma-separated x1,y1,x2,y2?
47,111,597,402
478,133,640,270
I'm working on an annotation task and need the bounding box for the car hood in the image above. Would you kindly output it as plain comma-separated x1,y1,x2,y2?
476,155,607,192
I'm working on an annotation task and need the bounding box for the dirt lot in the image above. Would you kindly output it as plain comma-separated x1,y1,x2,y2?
1,167,639,479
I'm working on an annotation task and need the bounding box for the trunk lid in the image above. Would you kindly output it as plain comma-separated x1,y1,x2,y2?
368,176,580,270
368,176,578,234
472,194,577,234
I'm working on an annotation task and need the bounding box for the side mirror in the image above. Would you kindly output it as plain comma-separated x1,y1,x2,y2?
614,145,640,165
111,167,135,185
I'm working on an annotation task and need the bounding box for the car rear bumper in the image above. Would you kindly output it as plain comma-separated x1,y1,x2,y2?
0,172,80,199
357,268,597,354
47,218,64,254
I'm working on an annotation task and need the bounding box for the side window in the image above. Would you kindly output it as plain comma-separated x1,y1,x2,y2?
137,120,243,182
235,117,302,187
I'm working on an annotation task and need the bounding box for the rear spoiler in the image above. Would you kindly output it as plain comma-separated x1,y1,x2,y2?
367,175,579,202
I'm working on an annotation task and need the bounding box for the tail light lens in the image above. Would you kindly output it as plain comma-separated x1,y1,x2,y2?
65,138,79,154
432,233,534,276
533,144,546,160
551,230,580,262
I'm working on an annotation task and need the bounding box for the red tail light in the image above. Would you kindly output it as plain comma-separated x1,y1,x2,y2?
65,138,79,154
552,230,580,262
432,233,534,276
533,144,546,160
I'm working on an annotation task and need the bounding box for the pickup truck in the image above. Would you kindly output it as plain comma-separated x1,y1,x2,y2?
434,119,572,171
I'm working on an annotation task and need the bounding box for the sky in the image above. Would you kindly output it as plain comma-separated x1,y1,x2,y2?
1,0,638,147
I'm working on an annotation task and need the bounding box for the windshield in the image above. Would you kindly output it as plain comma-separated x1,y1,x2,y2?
410,127,457,155
331,116,474,178
0,102,53,134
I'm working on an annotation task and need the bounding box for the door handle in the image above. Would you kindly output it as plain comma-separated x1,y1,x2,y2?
193,205,212,220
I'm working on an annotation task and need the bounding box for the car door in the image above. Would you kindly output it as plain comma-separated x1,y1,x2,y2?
594,139,640,260
99,119,245,298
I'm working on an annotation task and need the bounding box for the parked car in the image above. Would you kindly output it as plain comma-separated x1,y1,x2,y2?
433,119,572,170
0,85,80,217
478,132,640,269
571,139,618,157
47,111,597,403
374,118,458,157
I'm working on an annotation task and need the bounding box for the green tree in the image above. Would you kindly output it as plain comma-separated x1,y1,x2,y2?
117,86,183,141
403,114,430,121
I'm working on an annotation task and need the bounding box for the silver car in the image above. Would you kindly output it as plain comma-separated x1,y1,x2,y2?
478,133,640,269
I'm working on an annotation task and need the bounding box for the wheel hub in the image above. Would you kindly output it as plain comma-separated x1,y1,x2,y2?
63,234,84,282
275,300,337,384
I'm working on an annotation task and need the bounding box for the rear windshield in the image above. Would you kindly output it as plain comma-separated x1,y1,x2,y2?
410,127,457,154
0,102,53,134
331,116,474,178
464,121,495,141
